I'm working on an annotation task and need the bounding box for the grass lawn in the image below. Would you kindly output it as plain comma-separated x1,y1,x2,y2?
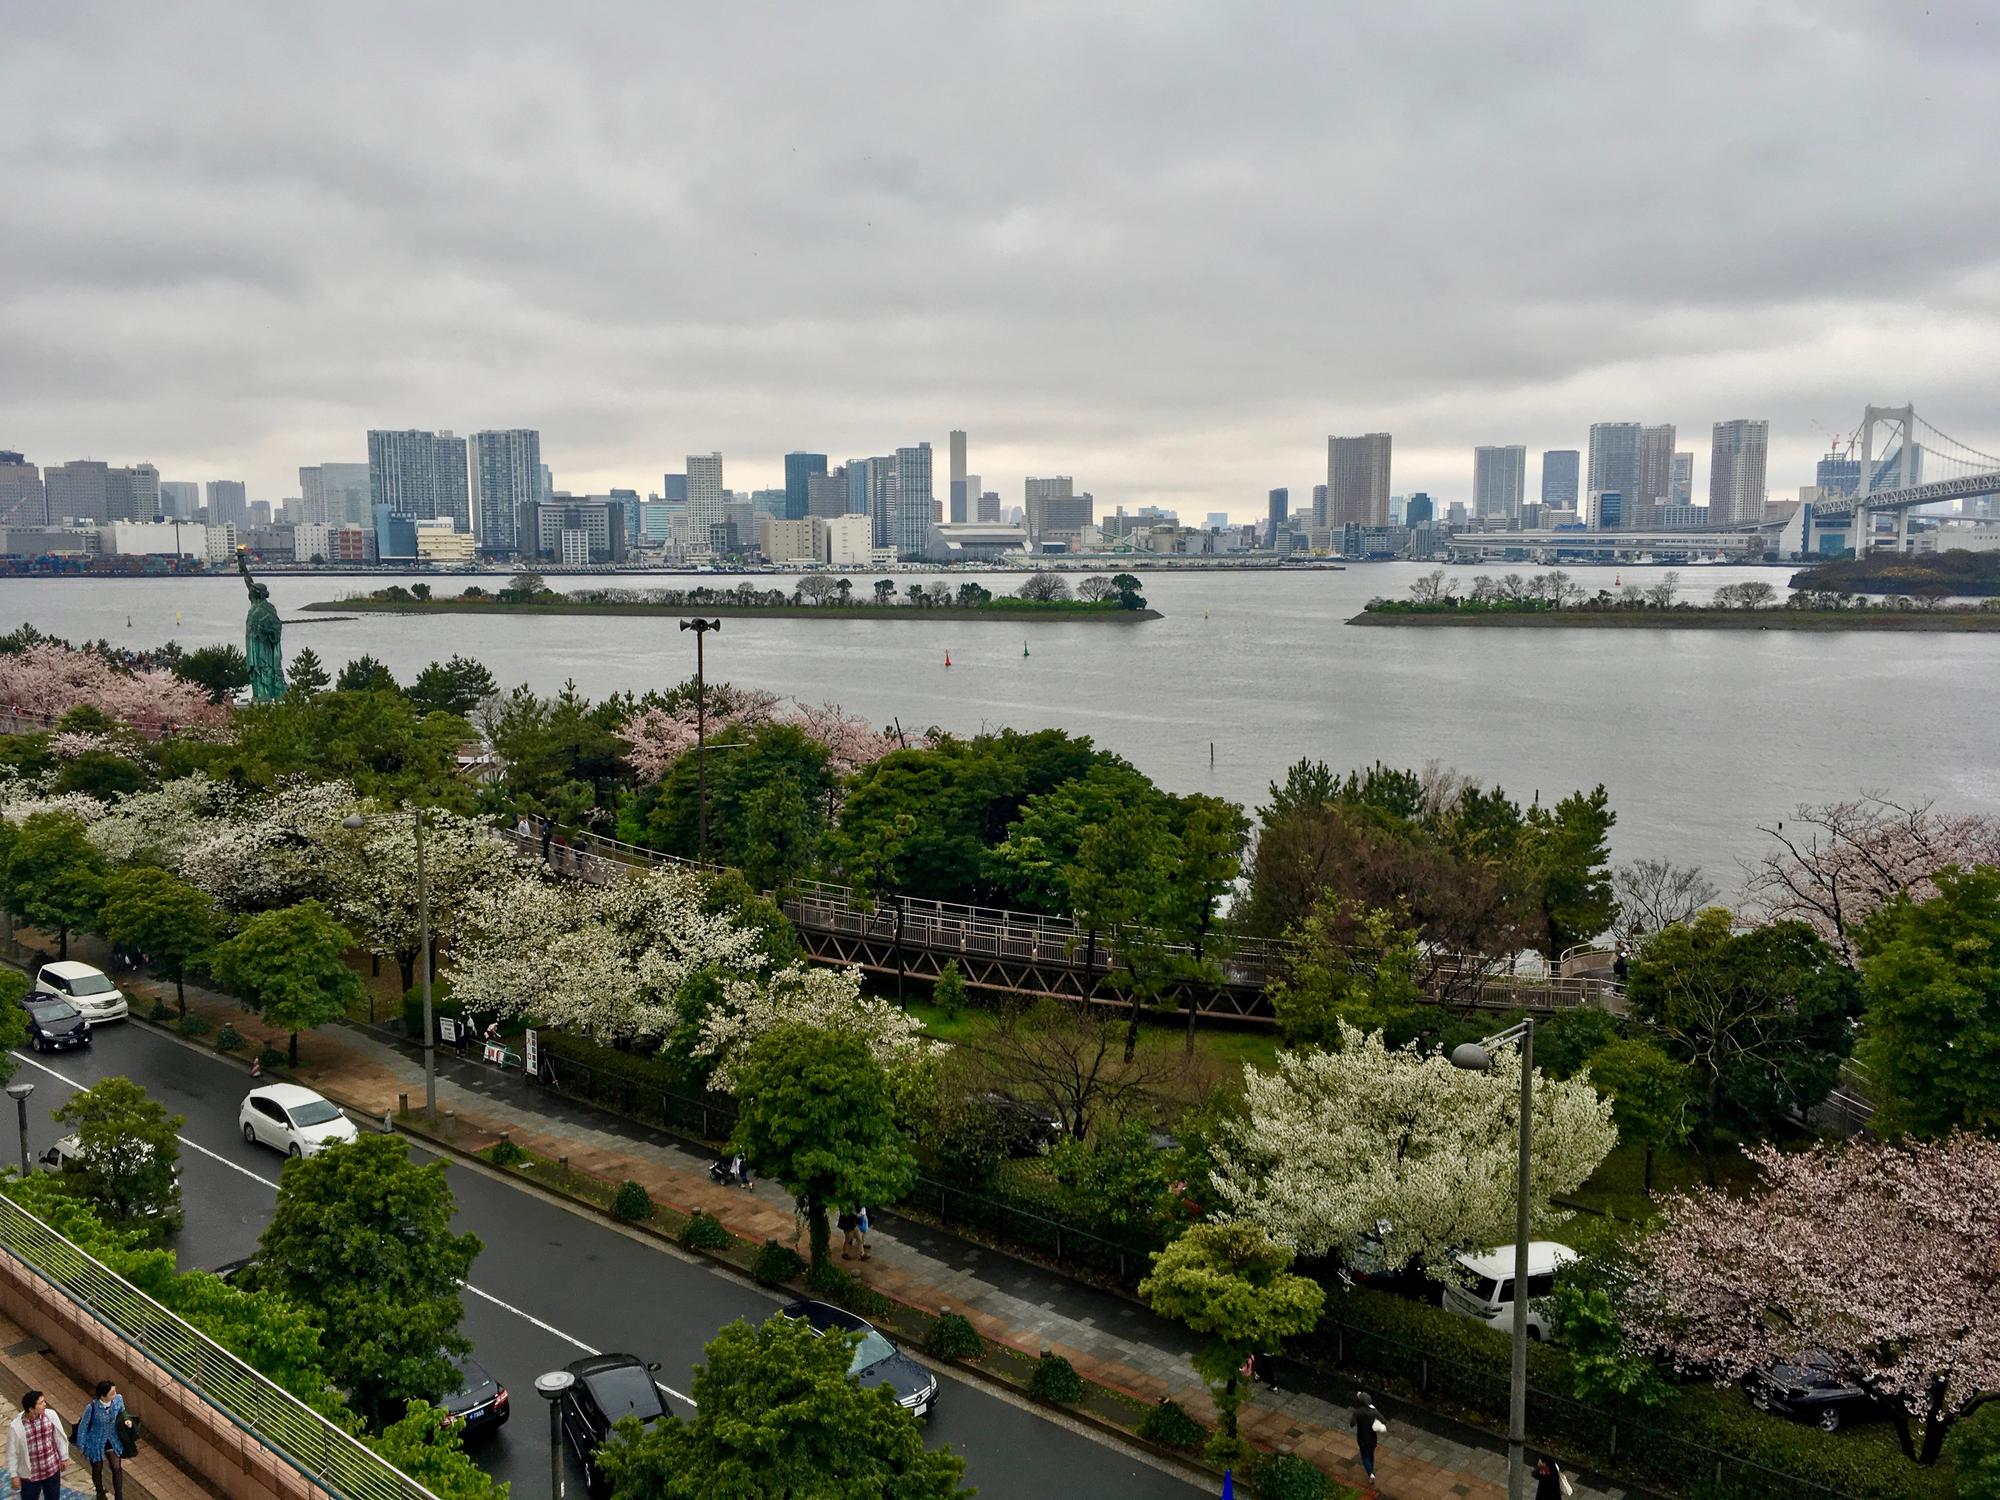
898,997,1279,1078
1568,1137,1769,1222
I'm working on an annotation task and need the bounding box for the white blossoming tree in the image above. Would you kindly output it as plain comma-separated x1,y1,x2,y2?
177,776,361,913
323,809,527,989
1211,1024,1617,1274
695,963,942,1093
85,775,236,869
1623,1133,2000,1465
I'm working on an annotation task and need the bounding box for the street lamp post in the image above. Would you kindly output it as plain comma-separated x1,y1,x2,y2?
534,1370,575,1499
678,618,721,860
342,807,435,1123
5,1082,33,1177
1452,1019,1535,1500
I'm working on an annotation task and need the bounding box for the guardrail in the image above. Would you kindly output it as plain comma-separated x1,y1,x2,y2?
0,1193,440,1500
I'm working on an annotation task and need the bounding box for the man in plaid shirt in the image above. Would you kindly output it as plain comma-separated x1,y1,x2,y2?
7,1388,70,1499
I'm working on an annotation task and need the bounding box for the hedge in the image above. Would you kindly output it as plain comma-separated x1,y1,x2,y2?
1294,1286,1954,1500
536,1031,735,1139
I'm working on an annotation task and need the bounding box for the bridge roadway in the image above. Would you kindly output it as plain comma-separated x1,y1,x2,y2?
512,827,1623,1020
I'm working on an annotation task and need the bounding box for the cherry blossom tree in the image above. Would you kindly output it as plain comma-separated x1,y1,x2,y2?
616,686,781,781
694,963,941,1093
1744,796,2000,963
1623,1133,2000,1464
85,775,236,869
0,641,223,729
324,809,528,989
784,701,898,778
1210,1024,1617,1273
177,776,361,913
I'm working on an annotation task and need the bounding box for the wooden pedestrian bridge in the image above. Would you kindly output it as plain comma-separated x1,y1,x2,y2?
506,824,1624,1025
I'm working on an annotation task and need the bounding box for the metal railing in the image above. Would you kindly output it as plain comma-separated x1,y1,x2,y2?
0,1193,440,1500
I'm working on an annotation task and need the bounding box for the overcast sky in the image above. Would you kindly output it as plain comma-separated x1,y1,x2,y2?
4,1,1997,519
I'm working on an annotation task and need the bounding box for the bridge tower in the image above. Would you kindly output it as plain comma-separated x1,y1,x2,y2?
1857,403,1918,554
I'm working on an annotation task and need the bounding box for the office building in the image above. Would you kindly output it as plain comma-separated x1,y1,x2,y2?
469,430,541,554
1672,451,1694,506
660,473,688,506
1541,450,1580,510
891,443,933,557
1596,492,1625,530
1637,424,1677,525
1709,419,1771,527
1266,488,1289,546
975,490,1000,522
1327,433,1392,527
1023,476,1075,540
1404,493,1435,528
123,464,160,521
948,430,969,523
684,453,726,549
752,488,789,519
757,516,817,563
248,500,272,527
955,471,981,526
367,430,469,530
0,453,45,526
783,452,826,521
1587,423,1643,528
158,480,200,521
415,518,476,565
44,462,113,523
204,479,249,527
297,463,369,526
527,496,628,562
820,514,875,566
373,504,418,560
806,468,850,519
1473,445,1526,521
1815,454,1860,498
1310,483,1329,526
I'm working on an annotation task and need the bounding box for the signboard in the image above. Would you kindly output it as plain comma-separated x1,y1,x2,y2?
482,1042,507,1066
524,1028,539,1080
438,1017,459,1044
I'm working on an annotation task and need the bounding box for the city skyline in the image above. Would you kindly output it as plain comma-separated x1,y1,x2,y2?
3,6,1994,522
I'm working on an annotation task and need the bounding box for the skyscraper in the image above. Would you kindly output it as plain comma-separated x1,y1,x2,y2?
1327,433,1392,527
806,467,849,519
0,453,44,526
1541,450,1580,510
661,473,688,505
892,443,933,557
1709,420,1770,527
1405,493,1435,527
1023,476,1076,541
471,430,542,553
1473,445,1526,521
367,430,469,530
687,453,726,547
1638,423,1677,526
948,430,968,523
1815,454,1860,498
1587,423,1643,528
205,479,249,526
158,480,200,521
1311,484,1329,526
976,489,1000,522
123,463,160,521
1266,487,1289,546
1672,451,1694,506
783,452,826,522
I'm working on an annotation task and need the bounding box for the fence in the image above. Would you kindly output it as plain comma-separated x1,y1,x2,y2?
0,1193,439,1500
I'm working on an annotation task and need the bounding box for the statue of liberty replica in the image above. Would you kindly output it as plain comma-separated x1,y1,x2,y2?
237,549,286,701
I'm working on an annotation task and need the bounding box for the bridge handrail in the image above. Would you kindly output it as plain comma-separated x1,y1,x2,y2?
0,1192,439,1500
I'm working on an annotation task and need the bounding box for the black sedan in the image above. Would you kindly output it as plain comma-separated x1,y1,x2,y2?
559,1353,667,1498
1749,1353,1888,1432
21,995,89,1053
442,1354,509,1440
779,1299,938,1420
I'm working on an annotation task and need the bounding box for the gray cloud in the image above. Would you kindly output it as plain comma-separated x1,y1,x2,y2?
2,0,1997,514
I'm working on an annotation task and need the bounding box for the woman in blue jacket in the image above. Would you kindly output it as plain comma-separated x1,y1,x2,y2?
75,1379,126,1500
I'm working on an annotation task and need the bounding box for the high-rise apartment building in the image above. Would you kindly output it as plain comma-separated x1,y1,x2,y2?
1327,433,1392,527
1023,476,1076,541
1541,450,1580,509
1636,424,1677,526
1672,451,1694,506
948,430,968,523
469,431,541,554
44,462,113,522
806,467,850,519
367,430,469,530
892,443,933,557
0,453,44,526
1473,445,1526,521
783,452,826,522
1311,483,1329,527
158,481,200,521
976,490,1000,522
1587,423,1643,528
298,464,370,526
686,453,726,548
1267,487,1289,546
205,479,250,527
1709,420,1770,527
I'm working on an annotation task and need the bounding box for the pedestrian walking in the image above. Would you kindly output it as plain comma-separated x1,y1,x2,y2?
76,1381,126,1500
1351,1390,1385,1485
8,1388,69,1500
539,816,554,865
838,1207,861,1259
729,1153,752,1189
857,1205,872,1260
1534,1455,1574,1499
1249,1351,1279,1390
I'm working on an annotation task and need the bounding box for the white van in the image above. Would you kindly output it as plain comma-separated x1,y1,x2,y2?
1441,1242,1578,1341
33,962,129,1023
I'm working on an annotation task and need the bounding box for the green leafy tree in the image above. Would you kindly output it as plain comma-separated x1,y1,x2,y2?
1070,804,1176,1062
209,900,364,1064
1582,1037,1690,1192
1855,864,2000,1137
1532,1006,1623,1079
256,1133,481,1429
174,643,252,703
7,810,107,957
0,973,27,1082
336,654,400,693
1138,1221,1324,1464
97,866,219,1016
990,761,1162,914
1547,1259,1670,1410
1108,573,1147,610
600,1315,970,1499
407,655,498,718
648,723,830,880
1521,785,1618,956
286,646,331,696
1267,895,1424,1047
53,749,148,798
50,1077,185,1238
1158,793,1248,1051
731,1027,917,1270
372,1402,509,1500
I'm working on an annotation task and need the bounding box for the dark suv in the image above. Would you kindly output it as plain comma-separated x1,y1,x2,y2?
559,1353,667,1497
1748,1353,1886,1432
21,995,89,1053
779,1300,937,1419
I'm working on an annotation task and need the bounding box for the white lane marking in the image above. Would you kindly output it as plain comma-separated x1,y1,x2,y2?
8,1049,696,1408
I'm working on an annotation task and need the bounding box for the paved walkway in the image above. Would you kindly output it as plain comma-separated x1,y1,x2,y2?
138,975,1638,1500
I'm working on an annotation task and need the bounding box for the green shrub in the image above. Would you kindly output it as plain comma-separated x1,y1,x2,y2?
750,1239,805,1286
214,1024,246,1052
489,1138,525,1167
679,1211,731,1251
1953,1403,2000,1500
400,982,460,1040
1136,1398,1204,1451
175,1012,212,1038
611,1180,654,1223
255,1046,286,1071
932,960,967,1020
807,1260,856,1298
148,997,172,1022
1254,1453,1331,1500
1028,1351,1084,1406
925,1312,984,1362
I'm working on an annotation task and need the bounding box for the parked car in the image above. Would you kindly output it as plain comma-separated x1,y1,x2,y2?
32,962,129,1024
778,1299,937,1420
975,1091,1064,1157
1749,1352,1888,1433
559,1353,667,1498
238,1084,358,1158
1441,1242,1578,1341
441,1354,509,1440
20,994,90,1053
1338,1221,1444,1304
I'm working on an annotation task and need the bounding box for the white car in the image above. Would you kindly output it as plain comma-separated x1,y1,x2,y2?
33,962,129,1023
239,1084,358,1158
1441,1242,1579,1341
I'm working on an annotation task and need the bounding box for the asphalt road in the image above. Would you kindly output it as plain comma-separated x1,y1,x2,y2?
7,1024,1206,1499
